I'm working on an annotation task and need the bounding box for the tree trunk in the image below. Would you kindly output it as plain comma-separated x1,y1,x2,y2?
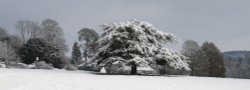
131,63,137,75
190,65,194,76
84,49,88,62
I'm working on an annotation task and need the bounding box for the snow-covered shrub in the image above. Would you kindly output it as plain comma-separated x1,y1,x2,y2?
27,64,36,69
153,65,190,75
105,60,130,74
100,67,106,73
78,62,98,71
0,63,6,68
137,67,159,75
65,63,78,71
89,20,190,75
8,63,30,69
34,61,53,69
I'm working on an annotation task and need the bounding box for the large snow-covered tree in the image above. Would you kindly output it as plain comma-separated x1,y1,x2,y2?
91,20,190,75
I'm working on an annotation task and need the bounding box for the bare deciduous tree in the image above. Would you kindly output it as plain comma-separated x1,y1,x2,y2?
16,20,27,44
78,28,99,62
16,20,41,44
26,21,42,38
41,19,68,56
181,40,201,76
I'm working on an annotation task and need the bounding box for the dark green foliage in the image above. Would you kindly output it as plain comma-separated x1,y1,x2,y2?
182,40,225,77
181,40,210,76
156,59,167,66
201,42,225,77
192,49,209,76
71,42,82,65
19,38,48,64
43,53,65,69
19,38,66,68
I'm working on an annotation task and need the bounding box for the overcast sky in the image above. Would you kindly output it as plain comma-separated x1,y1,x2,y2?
0,0,250,54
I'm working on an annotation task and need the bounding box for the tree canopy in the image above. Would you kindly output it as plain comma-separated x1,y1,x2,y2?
89,20,190,74
19,38,65,68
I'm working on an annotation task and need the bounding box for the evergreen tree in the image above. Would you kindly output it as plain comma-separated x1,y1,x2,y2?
90,20,190,75
193,49,209,76
71,42,82,65
201,42,225,77
19,38,66,68
19,38,46,64
181,40,209,76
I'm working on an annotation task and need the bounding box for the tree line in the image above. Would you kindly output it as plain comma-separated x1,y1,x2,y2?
0,19,100,70
0,19,227,78
0,19,68,68
181,40,225,77
224,51,250,79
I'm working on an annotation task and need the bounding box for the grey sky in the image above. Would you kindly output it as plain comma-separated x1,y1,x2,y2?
0,0,250,55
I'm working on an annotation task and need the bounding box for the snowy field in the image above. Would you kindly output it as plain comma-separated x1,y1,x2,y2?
0,68,250,90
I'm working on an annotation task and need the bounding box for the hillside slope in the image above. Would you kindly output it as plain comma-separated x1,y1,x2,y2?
223,51,250,60
0,68,250,90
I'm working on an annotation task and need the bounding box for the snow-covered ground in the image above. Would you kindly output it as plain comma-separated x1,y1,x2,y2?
0,68,250,90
